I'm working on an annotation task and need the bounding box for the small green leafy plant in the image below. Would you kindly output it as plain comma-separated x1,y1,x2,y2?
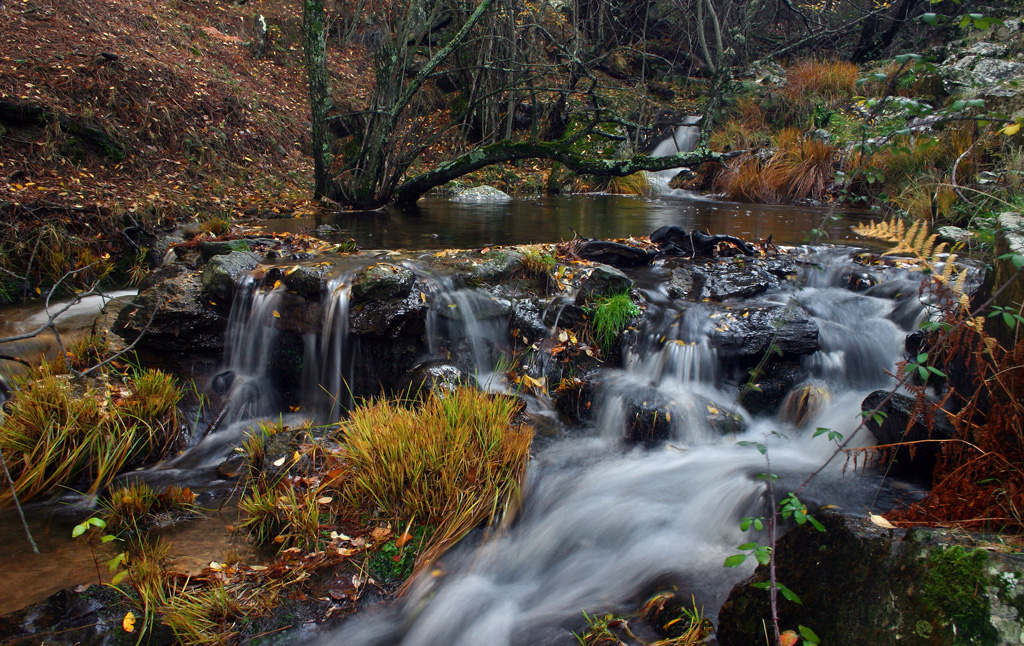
590,290,640,354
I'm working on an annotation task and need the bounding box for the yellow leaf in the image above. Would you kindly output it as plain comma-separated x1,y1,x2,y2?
869,513,895,529
272,310,281,318
1002,122,1021,136
122,611,136,633
317,496,333,505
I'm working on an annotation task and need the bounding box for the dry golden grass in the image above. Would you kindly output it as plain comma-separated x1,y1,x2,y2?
0,364,182,505
713,130,837,203
338,387,532,569
782,59,859,108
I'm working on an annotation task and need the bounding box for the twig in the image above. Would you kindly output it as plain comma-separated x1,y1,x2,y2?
0,446,39,554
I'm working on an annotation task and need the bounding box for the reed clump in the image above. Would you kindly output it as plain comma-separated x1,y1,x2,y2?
103,481,200,537
713,129,838,203
0,364,182,505
339,387,532,561
781,59,859,123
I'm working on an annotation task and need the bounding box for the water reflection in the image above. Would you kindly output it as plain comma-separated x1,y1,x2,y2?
261,194,876,249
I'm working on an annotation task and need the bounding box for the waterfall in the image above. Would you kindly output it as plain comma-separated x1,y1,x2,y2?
220,274,285,419
647,117,701,194
322,249,921,646
302,272,354,421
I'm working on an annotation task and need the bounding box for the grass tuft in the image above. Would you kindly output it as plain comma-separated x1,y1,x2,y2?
591,290,641,354
338,387,532,567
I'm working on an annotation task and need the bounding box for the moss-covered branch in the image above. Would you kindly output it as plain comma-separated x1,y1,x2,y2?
392,141,725,206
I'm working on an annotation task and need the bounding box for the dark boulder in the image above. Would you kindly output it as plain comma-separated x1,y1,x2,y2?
710,305,819,359
577,265,634,302
398,361,467,399
281,262,334,295
737,360,807,417
351,263,416,304
0,584,175,646
200,250,261,302
718,509,1024,646
622,387,746,445
862,390,954,485
509,300,551,346
577,240,655,267
114,263,226,353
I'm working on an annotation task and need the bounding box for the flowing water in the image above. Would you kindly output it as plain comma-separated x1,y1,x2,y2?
308,246,919,646
0,192,923,639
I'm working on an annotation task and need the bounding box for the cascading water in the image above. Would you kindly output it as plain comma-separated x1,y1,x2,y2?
647,117,702,195
220,274,285,419
318,247,922,646
303,272,355,421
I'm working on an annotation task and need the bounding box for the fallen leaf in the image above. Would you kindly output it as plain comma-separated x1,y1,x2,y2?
122,611,136,633
869,513,895,529
395,531,413,548
273,456,286,467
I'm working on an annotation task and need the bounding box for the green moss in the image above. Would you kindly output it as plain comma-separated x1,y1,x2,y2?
590,290,640,354
921,546,998,645
367,525,434,586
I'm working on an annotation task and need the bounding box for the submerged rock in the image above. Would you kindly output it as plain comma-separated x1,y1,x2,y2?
718,509,1024,646
451,185,512,202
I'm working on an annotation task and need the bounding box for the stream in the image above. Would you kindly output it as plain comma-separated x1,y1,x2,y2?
0,192,922,642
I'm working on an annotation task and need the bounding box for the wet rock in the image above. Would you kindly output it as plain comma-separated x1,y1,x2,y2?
282,262,333,295
0,584,175,646
737,360,807,417
623,387,745,445
211,369,235,396
701,264,778,301
451,185,512,202
710,305,819,359
398,361,466,399
552,376,598,423
509,300,551,345
199,239,251,262
201,251,261,302
938,225,974,245
272,290,325,335
862,390,954,485
351,290,427,340
114,264,226,353
666,266,703,300
577,240,654,267
470,250,523,284
216,452,247,479
351,263,416,304
577,265,634,301
718,509,1024,646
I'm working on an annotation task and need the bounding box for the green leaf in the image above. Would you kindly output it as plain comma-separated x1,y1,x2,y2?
754,547,772,566
799,625,821,644
778,583,803,605
101,534,119,543
751,581,770,590
724,554,748,568
737,542,758,551
808,516,826,532
111,569,130,586
72,523,89,538
921,12,939,24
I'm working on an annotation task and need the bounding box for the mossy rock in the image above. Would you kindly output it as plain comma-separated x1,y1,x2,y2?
718,510,1024,646
351,263,415,304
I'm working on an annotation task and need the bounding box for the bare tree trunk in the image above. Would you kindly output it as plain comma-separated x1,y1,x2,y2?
303,0,334,199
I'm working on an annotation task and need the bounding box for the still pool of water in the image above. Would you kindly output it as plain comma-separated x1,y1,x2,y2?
260,194,878,249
